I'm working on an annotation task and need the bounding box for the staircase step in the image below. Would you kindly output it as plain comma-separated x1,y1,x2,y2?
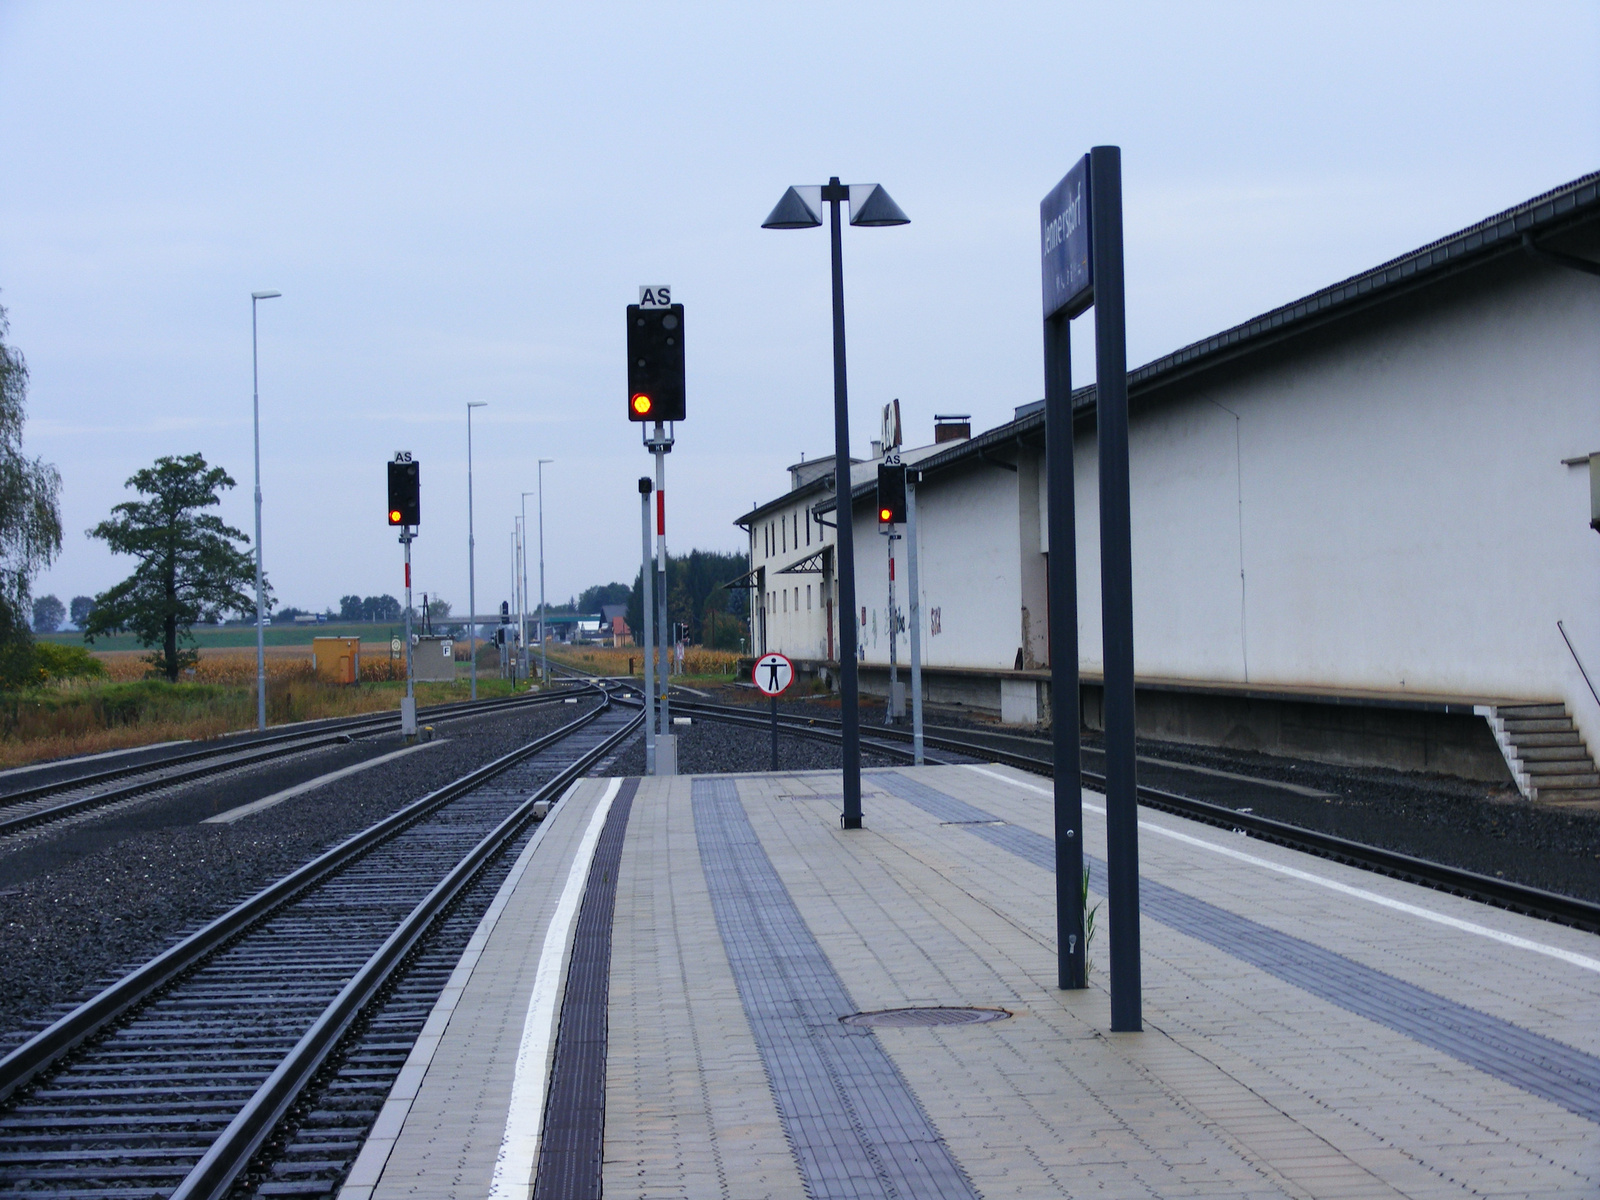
1529,771,1600,788
1518,744,1592,762
1503,731,1584,749
1502,718,1576,734
1532,786,1600,804
1499,703,1569,719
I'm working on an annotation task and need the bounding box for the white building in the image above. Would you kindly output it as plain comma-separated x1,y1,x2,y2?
737,172,1600,797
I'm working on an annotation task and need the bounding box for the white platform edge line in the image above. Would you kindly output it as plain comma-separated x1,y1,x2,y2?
201,741,442,824
962,763,1600,975
486,776,623,1200
334,775,599,1200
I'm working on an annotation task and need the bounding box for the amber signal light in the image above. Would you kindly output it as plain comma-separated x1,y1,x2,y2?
631,392,654,417
388,509,402,525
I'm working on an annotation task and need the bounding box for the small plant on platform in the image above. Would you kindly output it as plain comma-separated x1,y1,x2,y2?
1082,865,1101,975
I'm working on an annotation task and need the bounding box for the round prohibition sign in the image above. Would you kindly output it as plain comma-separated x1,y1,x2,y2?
753,652,795,697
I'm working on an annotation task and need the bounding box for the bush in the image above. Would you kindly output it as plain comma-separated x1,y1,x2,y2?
33,641,106,683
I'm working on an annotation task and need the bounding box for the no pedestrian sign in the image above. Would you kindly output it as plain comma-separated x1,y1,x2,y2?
753,653,794,697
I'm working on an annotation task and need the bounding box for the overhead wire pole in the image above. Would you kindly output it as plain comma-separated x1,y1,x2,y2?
249,289,279,732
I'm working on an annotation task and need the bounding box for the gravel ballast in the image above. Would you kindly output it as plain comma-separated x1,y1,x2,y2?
0,694,605,1050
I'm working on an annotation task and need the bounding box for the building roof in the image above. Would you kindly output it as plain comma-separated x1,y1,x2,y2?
810,170,1600,512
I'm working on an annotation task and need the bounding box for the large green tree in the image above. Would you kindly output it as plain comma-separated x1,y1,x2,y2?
85,454,264,681
0,302,63,687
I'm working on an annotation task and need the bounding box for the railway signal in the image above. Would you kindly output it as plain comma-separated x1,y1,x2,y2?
387,456,420,526
877,461,906,525
626,301,686,422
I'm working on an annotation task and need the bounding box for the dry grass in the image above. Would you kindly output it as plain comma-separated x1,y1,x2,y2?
547,643,741,679
0,645,498,770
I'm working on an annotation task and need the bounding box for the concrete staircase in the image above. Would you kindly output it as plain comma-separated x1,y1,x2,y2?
1477,702,1600,805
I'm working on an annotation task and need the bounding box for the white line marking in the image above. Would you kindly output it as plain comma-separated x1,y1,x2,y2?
487,777,622,1200
335,776,586,1200
202,741,441,824
962,763,1600,975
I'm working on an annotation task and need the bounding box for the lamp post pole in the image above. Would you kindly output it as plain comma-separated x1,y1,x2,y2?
466,401,487,699
538,458,553,686
520,492,534,685
763,177,907,828
249,290,280,732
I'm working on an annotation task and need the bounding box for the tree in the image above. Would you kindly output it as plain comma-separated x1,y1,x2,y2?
85,453,263,682
427,597,452,619
31,594,64,633
69,595,94,627
339,594,363,621
578,582,631,612
361,594,400,622
624,549,748,645
0,302,62,686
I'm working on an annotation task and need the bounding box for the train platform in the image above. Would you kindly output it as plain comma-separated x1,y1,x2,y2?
337,763,1600,1200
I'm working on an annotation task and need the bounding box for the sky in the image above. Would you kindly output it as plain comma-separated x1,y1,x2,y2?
1,1,1597,620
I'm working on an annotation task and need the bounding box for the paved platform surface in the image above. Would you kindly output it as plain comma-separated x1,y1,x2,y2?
341,764,1600,1199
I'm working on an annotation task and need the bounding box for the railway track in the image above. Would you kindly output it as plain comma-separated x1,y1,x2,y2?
0,684,593,840
0,686,641,1199
657,692,1600,935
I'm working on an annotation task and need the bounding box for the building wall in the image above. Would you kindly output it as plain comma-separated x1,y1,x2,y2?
1051,258,1600,750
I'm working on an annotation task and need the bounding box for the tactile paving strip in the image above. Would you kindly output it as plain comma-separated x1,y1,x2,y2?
533,777,640,1200
877,770,1600,1125
692,777,981,1200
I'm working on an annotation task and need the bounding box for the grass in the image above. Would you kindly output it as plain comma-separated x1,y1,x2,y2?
0,644,527,769
545,643,743,685
38,621,409,652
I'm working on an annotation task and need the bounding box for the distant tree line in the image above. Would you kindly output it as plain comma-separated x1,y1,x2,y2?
623,549,748,649
339,594,402,622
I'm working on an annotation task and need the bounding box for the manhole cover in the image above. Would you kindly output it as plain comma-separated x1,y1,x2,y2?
840,1007,1010,1028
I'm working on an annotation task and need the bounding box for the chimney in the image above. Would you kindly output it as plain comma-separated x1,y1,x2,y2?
870,439,883,459
934,414,971,444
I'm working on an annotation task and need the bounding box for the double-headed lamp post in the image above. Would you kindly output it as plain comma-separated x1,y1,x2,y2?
763,178,908,829
538,458,553,685
467,401,488,700
520,491,535,684
249,289,281,732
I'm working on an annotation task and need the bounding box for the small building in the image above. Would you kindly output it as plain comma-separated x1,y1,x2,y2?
600,604,631,646
413,636,455,682
311,637,361,685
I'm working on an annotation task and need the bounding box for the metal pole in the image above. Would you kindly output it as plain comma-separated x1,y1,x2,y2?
518,502,529,682
654,431,670,734
1091,144,1141,1030
640,477,656,773
251,298,266,731
467,402,484,700
770,694,779,771
885,526,897,724
1044,308,1085,990
404,531,415,723
907,477,924,765
539,459,551,686
825,177,863,829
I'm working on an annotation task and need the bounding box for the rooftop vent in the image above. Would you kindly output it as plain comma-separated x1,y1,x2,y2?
934,414,971,444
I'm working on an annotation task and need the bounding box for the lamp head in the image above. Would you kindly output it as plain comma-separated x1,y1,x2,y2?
251,290,282,300
848,184,909,227
762,186,824,230
468,401,488,409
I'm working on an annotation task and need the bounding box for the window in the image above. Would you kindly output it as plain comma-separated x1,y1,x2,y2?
806,585,812,610
782,517,787,554
793,587,799,612
782,590,787,613
806,510,811,546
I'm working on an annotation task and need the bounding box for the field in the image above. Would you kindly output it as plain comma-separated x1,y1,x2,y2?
37,622,405,652
546,643,742,683
0,643,522,769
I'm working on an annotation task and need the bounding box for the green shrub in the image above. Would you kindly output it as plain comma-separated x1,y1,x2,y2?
33,641,106,682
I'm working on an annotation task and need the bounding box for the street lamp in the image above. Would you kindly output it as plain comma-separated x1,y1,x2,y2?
249,289,281,732
537,458,553,685
467,401,488,699
763,178,908,828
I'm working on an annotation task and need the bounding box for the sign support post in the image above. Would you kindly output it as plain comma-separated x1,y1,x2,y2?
649,421,676,775
639,477,657,774
1039,146,1139,1026
906,475,924,762
400,527,416,738
754,652,795,770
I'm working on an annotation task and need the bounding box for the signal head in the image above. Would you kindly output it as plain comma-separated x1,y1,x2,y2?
631,392,654,417
878,507,892,523
388,509,403,525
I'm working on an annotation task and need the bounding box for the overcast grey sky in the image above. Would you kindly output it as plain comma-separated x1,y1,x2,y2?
2,1,1596,618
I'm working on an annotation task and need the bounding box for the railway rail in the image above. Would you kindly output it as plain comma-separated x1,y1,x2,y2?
0,683,592,840
0,685,640,1199
649,689,1600,935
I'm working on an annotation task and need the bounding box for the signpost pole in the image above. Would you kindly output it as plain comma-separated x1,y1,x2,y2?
1089,144,1142,1032
770,695,779,771
885,526,897,724
401,529,417,738
906,479,925,764
640,477,657,774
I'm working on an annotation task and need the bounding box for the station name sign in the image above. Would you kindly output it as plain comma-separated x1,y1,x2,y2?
1040,155,1092,319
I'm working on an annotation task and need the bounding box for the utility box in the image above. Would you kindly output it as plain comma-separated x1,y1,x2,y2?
312,637,361,685
413,636,456,682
